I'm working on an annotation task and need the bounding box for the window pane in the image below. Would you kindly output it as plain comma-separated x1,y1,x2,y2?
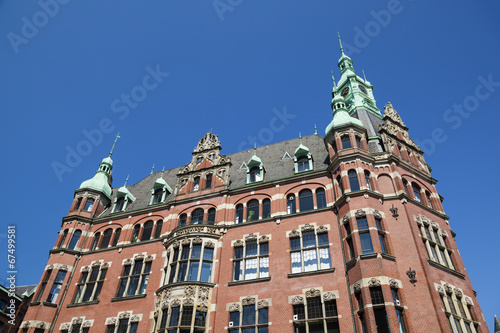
262,199,271,219
357,217,368,230
181,306,193,326
191,209,204,224
47,284,62,303
360,233,374,254
316,189,327,208
260,242,269,255
258,308,268,324
318,233,329,246
291,252,302,273
169,307,180,326
129,322,138,333
299,190,314,212
235,205,243,223
154,222,163,238
303,249,318,272
247,200,259,221
112,229,121,246
379,234,388,254
191,244,202,259
307,296,322,319
139,274,149,294
207,209,216,224
142,222,153,241
259,256,269,278
325,300,338,317
349,170,360,191
178,262,188,282
244,258,258,280
127,276,139,295
233,260,242,281
230,311,240,326
205,174,212,188
203,248,214,260
370,287,384,304
100,229,112,248
68,230,81,250
290,237,301,251
373,308,391,333
188,261,200,281
195,311,207,327
302,231,316,248
319,248,332,269
117,278,127,297
55,271,67,282
246,241,258,257
293,304,305,320
341,135,351,149
287,195,296,214
82,282,95,302
200,261,212,282
242,305,255,325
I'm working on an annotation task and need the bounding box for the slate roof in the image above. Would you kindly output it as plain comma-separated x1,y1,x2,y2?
99,134,330,217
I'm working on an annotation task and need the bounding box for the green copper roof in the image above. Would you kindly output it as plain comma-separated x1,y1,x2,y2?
495,315,500,333
117,185,136,202
79,172,112,198
325,95,364,135
248,154,262,167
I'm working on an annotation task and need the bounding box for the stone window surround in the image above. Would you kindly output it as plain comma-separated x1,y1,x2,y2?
59,317,94,332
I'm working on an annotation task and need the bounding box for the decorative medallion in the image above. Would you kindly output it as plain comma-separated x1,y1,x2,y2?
373,210,382,219
301,224,315,232
316,225,328,234
242,297,256,305
259,235,269,243
193,237,203,245
353,283,361,293
355,209,366,218
454,289,463,298
257,300,269,309
444,284,453,294
368,278,381,287
229,303,240,312
245,233,258,241
82,321,92,328
323,292,337,301
389,279,399,289
305,288,321,298
291,296,304,305
289,230,300,238
205,241,215,249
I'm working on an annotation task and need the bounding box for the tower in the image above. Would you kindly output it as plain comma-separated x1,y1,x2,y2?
20,46,488,333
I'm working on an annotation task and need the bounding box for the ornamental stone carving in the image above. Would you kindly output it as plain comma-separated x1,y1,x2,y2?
130,315,140,323
353,283,361,293
292,296,304,304
323,292,337,301
342,215,349,224
301,224,315,232
134,253,145,260
234,240,244,247
182,238,190,246
414,216,423,226
389,279,399,289
257,300,269,309
184,286,195,297
204,241,215,249
355,209,366,218
289,230,300,238
92,261,101,267
368,278,381,287
81,266,90,272
119,312,130,319
82,321,92,328
197,303,208,312
106,318,117,325
465,297,473,305
242,297,256,305
47,264,54,270
171,299,181,307
259,235,269,243
163,288,172,299
161,300,169,310
193,237,203,245
316,225,328,234
440,230,448,238
245,233,258,241
454,289,463,298
172,241,180,248
22,322,30,328
101,262,109,269
36,323,46,329
444,284,453,294
61,323,70,330
124,259,133,265
145,255,154,262
305,288,321,298
421,217,430,226
430,221,439,230
229,303,240,312
184,298,194,306
373,210,383,219
72,318,83,325
60,265,69,271
437,286,445,295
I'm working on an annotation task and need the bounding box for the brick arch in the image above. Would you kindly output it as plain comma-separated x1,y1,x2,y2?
377,173,396,194
284,181,326,196
233,193,272,206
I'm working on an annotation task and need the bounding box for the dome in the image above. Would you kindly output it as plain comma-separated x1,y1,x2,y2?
79,172,112,198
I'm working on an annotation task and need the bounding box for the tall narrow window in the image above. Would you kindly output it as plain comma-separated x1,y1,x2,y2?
348,170,360,191
316,188,326,209
247,199,259,222
235,204,243,224
68,230,81,250
357,217,373,255
141,221,153,241
341,135,351,149
179,214,187,227
206,208,215,224
290,230,331,273
193,177,200,191
205,173,212,188
36,269,52,302
115,197,126,212
116,258,151,297
47,270,66,303
233,239,269,281
426,191,434,209
337,176,344,196
191,209,204,224
402,179,410,196
91,232,100,251
131,225,140,243
376,218,388,254
412,183,421,202
287,194,296,214
355,136,361,148
111,229,121,246
299,189,314,212
262,199,271,219
100,229,112,249
84,198,94,212
152,188,163,204
154,221,162,239
57,229,68,248
364,171,372,190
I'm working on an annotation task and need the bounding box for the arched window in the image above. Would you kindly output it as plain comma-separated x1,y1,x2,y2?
348,170,360,191
57,229,68,248
84,198,94,212
332,141,338,154
154,221,163,238
193,177,200,191
112,228,121,246
131,225,140,243
402,179,410,196
426,191,434,209
341,135,351,149
412,183,421,202
287,194,296,214
316,188,326,209
262,199,271,219
68,230,81,250
179,214,187,227
235,204,243,224
250,167,261,182
247,199,259,222
141,221,154,241
364,171,372,190
191,209,204,224
299,189,314,212
207,208,216,224
297,156,310,172
91,232,100,250
205,174,212,189
152,188,163,204
337,176,343,196
355,136,361,148
100,228,112,249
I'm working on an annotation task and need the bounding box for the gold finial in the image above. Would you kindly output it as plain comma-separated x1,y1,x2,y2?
109,133,120,157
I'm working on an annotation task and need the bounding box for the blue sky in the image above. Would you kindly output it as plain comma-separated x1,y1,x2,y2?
1,0,499,330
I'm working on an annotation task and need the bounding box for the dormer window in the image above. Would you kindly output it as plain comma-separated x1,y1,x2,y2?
113,185,136,213
296,156,310,172
150,175,172,205
114,197,126,212
193,177,200,191
294,139,312,173
249,167,261,182
152,188,163,204
247,151,264,184
84,198,94,212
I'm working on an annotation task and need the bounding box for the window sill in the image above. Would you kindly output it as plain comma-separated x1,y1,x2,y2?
111,294,147,302
359,253,378,260
228,277,271,286
427,260,465,279
288,268,335,279
381,253,396,261
41,302,58,307
67,300,99,308
29,301,41,307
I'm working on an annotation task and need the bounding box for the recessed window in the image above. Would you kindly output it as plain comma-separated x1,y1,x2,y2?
84,198,94,212
364,171,372,190
154,222,162,239
167,240,214,283
179,214,187,227
100,228,112,249
262,199,271,219
205,174,212,188
46,270,66,303
68,230,81,250
412,183,421,202
348,170,360,191
299,189,314,212
115,197,126,212
426,191,434,209
376,218,388,254
297,156,310,172
355,136,361,148
191,209,204,224
418,220,455,270
249,167,262,182
290,230,331,273
233,239,269,281
73,265,107,303
207,208,216,224
152,188,163,204
141,221,154,241
316,188,326,209
247,199,259,222
235,204,243,224
36,269,52,302
229,302,268,332
116,258,152,297
57,229,68,248
341,135,351,149
112,228,121,246
292,295,339,332
337,176,343,196
287,194,296,214
193,177,200,191
91,233,100,251
131,225,140,243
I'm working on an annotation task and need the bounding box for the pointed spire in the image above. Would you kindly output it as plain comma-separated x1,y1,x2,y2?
123,175,129,187
338,32,344,55
362,69,367,82
161,166,165,177
150,164,155,174
253,143,257,156
299,132,302,144
314,124,317,134
109,133,120,157
331,70,336,88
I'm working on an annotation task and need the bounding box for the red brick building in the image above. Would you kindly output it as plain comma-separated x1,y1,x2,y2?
21,47,488,333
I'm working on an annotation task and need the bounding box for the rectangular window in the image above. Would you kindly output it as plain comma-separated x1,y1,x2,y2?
233,240,269,281
289,231,331,274
356,217,369,230
47,270,66,303
359,232,374,254
74,266,107,303
370,287,384,305
418,222,455,270
169,242,214,284
373,308,391,333
205,174,212,188
230,304,268,332
181,306,193,326
116,259,151,297
36,269,52,302
293,297,339,332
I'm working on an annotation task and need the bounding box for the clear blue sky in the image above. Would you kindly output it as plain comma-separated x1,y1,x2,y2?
1,0,499,330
